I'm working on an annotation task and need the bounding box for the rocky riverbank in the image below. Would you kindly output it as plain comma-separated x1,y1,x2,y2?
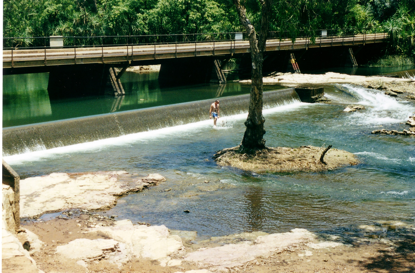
240,72,415,100
19,171,166,219
3,171,415,273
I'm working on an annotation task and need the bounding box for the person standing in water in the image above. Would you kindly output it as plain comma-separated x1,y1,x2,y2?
209,100,220,126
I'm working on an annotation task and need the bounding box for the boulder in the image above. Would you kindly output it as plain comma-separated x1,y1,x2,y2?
406,116,415,127
385,90,398,97
344,105,365,113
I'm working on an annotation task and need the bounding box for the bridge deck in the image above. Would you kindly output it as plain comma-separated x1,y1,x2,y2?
3,33,387,69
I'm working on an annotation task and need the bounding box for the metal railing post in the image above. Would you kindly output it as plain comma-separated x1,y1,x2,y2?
342,29,344,46
44,37,47,66
353,31,355,45
320,34,322,48
175,35,177,58
127,35,129,62
101,37,104,63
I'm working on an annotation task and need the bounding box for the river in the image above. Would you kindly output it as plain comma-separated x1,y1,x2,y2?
3,66,415,242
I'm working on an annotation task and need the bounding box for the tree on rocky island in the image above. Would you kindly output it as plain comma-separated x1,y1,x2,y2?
233,0,272,154
214,0,360,173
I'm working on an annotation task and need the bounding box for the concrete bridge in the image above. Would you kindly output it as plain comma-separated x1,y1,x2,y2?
3,32,389,99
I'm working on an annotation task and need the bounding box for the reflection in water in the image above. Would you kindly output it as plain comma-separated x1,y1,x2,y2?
216,84,226,97
244,186,265,231
3,71,282,128
2,73,52,122
110,96,125,112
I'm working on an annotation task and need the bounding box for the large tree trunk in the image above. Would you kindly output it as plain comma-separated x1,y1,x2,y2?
233,0,271,153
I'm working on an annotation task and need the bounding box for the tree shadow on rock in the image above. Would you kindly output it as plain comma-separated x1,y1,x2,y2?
315,224,415,273
357,233,415,273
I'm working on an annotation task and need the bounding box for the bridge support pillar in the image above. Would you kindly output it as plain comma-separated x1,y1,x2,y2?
347,48,358,67
158,57,214,87
109,66,126,96
212,59,227,84
48,64,109,100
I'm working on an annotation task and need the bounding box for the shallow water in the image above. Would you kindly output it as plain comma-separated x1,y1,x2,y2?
5,83,415,240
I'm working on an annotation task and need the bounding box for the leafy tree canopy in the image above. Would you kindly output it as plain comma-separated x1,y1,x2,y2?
3,0,414,56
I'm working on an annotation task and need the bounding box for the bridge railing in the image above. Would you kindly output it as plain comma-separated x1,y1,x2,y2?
3,29,389,50
3,32,240,50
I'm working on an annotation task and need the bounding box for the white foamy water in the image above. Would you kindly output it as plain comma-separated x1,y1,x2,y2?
341,84,415,125
354,151,402,163
381,191,409,196
4,100,306,165
404,72,415,80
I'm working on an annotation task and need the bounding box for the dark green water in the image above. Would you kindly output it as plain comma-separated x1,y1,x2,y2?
2,72,282,128
3,68,415,242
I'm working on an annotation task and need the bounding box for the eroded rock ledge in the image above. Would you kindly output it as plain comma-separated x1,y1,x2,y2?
372,116,415,136
214,146,359,173
20,172,166,218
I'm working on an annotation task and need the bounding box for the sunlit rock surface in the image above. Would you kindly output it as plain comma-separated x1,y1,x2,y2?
59,219,185,267
344,105,365,112
2,229,42,273
184,229,318,271
20,172,166,218
240,72,415,96
56,238,130,267
2,184,17,233
214,146,359,173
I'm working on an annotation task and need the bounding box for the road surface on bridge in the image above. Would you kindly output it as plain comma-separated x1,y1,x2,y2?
3,33,387,69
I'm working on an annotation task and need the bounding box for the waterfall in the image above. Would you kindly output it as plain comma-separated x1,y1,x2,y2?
340,84,415,125
3,89,301,156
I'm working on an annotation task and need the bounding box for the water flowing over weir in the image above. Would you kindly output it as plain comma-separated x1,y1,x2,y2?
3,88,300,156
4,84,415,239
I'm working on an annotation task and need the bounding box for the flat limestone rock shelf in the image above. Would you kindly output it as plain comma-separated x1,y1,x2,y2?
20,171,166,218
214,146,359,173
240,72,415,99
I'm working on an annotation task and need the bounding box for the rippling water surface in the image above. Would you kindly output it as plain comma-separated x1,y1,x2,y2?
5,80,415,239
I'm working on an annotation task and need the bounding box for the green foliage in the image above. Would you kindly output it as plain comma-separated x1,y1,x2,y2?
146,0,231,38
367,54,414,67
2,0,414,59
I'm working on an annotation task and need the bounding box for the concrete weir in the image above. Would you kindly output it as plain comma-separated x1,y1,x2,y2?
3,88,306,156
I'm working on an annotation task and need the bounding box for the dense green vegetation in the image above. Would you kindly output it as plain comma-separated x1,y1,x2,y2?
3,0,414,58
